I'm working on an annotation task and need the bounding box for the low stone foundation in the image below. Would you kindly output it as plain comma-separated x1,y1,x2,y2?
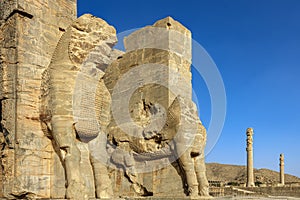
239,186,300,198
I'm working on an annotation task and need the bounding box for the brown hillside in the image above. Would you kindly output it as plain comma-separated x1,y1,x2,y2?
206,163,300,184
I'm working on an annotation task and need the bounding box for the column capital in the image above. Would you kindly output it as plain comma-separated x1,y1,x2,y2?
246,127,254,136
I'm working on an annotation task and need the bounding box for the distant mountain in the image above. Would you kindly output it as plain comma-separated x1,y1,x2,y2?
206,163,300,184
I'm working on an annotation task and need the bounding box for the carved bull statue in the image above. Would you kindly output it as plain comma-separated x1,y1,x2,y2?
40,14,121,199
40,13,210,199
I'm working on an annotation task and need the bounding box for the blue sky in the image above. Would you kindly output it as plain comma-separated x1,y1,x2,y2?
78,0,300,177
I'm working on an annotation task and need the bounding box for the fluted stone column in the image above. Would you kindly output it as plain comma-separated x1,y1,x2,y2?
246,128,255,187
280,153,285,185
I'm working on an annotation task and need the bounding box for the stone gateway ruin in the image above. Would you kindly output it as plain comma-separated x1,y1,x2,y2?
0,0,210,199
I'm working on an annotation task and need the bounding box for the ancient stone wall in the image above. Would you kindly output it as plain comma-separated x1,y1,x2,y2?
239,186,300,198
0,0,76,198
0,1,210,199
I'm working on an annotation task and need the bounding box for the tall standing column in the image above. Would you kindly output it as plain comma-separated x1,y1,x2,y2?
280,153,285,185
246,128,255,187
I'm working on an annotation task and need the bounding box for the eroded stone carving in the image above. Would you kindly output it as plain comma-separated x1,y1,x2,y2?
1,3,209,197
102,17,210,198
40,14,119,199
168,96,210,197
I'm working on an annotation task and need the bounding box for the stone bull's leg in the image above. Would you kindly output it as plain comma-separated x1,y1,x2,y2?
89,133,113,198
177,147,199,197
124,155,145,195
111,145,145,195
194,152,210,197
51,116,88,199
90,158,113,198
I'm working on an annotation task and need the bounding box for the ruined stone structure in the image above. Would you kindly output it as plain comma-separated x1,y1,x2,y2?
280,153,285,185
246,128,255,187
0,0,76,198
0,0,209,199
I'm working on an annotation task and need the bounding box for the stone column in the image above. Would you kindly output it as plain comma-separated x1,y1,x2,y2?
280,153,285,185
246,128,255,187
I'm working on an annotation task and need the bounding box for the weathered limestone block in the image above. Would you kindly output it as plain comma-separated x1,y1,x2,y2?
125,17,192,62
0,0,76,198
124,16,192,96
0,0,18,22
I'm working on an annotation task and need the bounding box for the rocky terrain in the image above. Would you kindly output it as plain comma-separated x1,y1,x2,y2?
206,163,300,184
